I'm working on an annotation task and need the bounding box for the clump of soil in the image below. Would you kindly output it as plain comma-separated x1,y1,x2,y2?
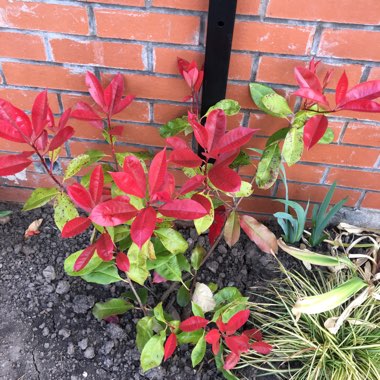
0,203,295,380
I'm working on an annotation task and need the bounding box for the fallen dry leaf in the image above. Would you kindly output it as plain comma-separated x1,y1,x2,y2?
24,218,43,239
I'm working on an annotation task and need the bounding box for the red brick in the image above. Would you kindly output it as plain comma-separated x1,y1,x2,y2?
0,139,30,153
256,56,363,89
61,94,150,123
277,182,360,207
0,88,60,113
153,103,188,124
87,0,144,5
368,67,380,81
319,29,380,61
0,31,46,61
0,0,88,35
2,62,88,92
152,0,260,15
301,144,378,167
240,196,284,215
153,47,253,81
342,122,380,147
95,9,200,45
233,22,314,54
0,186,32,203
0,171,63,189
283,164,326,184
361,192,380,209
326,168,380,191
50,39,145,70
267,0,380,25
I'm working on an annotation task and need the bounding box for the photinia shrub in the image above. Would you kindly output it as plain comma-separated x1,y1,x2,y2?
1,57,378,378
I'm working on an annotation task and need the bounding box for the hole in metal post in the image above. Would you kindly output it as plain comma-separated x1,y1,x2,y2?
217,20,225,27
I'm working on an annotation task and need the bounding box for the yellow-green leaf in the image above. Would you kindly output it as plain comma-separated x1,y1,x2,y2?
23,187,60,211
64,154,90,180
53,193,79,231
282,127,303,166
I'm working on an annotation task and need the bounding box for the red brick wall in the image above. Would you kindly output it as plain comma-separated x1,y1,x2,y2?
0,0,379,218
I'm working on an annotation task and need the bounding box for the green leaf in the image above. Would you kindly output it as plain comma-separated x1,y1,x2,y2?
282,127,304,166
318,127,334,144
177,253,191,273
82,261,122,284
265,127,291,147
214,287,242,306
136,317,154,352
191,302,205,318
160,116,191,138
0,210,12,217
208,282,218,293
155,255,182,282
262,92,292,118
227,181,253,198
191,244,206,271
113,225,130,243
153,302,166,323
64,154,91,180
92,298,134,320
155,228,188,255
141,334,165,372
191,331,206,367
122,288,148,305
194,194,214,235
177,330,203,345
229,150,251,169
255,143,281,189
85,149,107,165
127,243,149,285
177,284,191,307
146,250,172,270
292,110,317,128
22,187,60,211
205,99,241,117
53,193,79,231
81,164,113,188
215,344,239,380
64,250,102,277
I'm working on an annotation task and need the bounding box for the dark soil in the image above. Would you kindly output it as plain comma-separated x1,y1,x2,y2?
0,203,297,380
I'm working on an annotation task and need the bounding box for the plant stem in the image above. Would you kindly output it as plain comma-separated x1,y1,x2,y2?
106,116,120,171
33,146,65,191
124,276,147,316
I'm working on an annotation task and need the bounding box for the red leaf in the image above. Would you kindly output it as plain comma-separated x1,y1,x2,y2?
89,165,104,205
32,91,49,137
71,102,102,121
34,130,48,151
294,66,323,93
208,165,241,192
74,244,97,272
223,352,240,370
130,207,156,249
0,154,32,176
188,111,208,149
166,136,188,150
214,149,240,168
242,329,263,342
164,333,177,361
116,252,130,272
293,87,329,107
109,125,124,137
151,172,175,202
96,233,114,261
250,341,273,355
0,99,33,141
58,108,72,130
177,57,189,77
123,155,146,198
67,183,93,212
225,335,250,355
337,99,380,112
303,115,328,150
48,126,74,151
90,196,138,226
178,175,206,195
239,215,278,254
205,109,226,153
113,95,135,115
85,72,105,110
61,217,91,238
191,193,212,214
211,127,255,156
159,199,207,220
225,310,250,335
179,316,208,332
209,206,226,246
205,329,221,355
149,148,167,199
169,148,202,168
335,71,348,105
216,317,227,333
104,73,124,115
340,80,380,104
0,120,27,143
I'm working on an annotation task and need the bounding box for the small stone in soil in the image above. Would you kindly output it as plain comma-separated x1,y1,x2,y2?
78,338,88,350
56,280,70,294
72,295,95,314
84,347,95,359
42,265,56,281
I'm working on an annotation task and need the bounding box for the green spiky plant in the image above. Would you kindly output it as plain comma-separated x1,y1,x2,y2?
238,268,380,380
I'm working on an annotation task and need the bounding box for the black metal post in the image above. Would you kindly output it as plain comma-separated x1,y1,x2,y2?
200,0,237,122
